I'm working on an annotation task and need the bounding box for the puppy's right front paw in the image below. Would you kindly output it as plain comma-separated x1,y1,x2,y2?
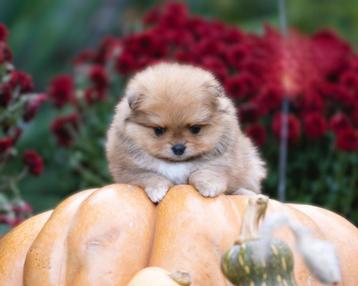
145,182,171,203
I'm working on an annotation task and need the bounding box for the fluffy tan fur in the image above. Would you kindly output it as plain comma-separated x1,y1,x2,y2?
106,62,266,202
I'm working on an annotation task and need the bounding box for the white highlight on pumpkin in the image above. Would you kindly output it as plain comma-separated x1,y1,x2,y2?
257,214,341,285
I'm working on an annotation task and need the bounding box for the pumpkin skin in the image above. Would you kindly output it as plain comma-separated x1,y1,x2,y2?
0,184,357,286
127,267,191,286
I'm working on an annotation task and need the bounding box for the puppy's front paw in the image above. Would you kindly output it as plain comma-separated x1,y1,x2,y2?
145,181,171,203
189,172,227,198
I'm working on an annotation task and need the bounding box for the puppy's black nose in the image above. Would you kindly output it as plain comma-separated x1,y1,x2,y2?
172,144,186,156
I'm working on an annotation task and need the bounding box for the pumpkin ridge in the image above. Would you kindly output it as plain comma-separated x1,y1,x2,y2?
0,211,53,286
23,189,97,286
65,184,156,285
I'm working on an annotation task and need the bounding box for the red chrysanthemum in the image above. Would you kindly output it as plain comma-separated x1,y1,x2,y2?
329,113,351,133
200,56,228,83
84,88,105,104
73,49,95,65
301,89,324,112
23,94,48,122
225,44,248,69
23,150,44,175
115,52,137,75
0,137,13,154
9,71,34,93
0,83,12,106
245,123,267,146
335,127,358,152
272,113,301,143
89,65,108,92
51,114,79,146
48,75,75,108
0,23,8,42
303,112,327,139
238,103,260,123
225,73,258,99
254,85,283,115
12,200,32,215
11,128,22,144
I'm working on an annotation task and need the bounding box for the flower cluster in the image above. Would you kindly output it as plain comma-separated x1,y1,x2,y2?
62,2,357,151
0,23,45,230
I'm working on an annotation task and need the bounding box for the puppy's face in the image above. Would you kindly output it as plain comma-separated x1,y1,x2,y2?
123,63,231,162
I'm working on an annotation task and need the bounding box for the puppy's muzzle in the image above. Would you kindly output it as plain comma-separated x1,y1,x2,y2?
172,144,186,156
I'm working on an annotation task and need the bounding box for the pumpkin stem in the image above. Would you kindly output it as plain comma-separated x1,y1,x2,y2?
236,195,269,244
169,271,192,286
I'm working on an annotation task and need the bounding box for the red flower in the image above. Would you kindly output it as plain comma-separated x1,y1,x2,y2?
254,85,282,115
84,88,105,104
51,114,79,146
0,137,13,154
272,113,301,143
335,127,358,152
225,44,248,69
303,112,327,139
89,65,108,92
0,83,12,106
336,86,356,109
23,150,44,175
9,71,34,93
12,200,32,214
157,2,188,29
225,73,258,99
48,75,74,108
301,90,324,112
351,105,358,126
238,103,260,123
340,70,358,91
116,52,136,75
330,113,351,133
312,30,350,76
174,49,195,63
73,49,95,65
0,42,12,64
94,36,121,64
23,94,48,122
11,128,22,144
200,56,228,82
0,23,8,42
245,124,266,146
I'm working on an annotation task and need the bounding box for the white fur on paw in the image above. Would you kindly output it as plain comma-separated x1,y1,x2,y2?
145,184,169,203
194,180,226,198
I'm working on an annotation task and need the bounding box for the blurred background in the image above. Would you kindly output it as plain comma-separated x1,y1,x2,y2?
0,0,357,231
2,0,358,88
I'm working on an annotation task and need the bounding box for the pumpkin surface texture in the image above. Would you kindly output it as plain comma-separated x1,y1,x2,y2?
0,184,357,286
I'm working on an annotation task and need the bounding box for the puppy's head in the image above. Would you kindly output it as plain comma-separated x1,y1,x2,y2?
123,62,236,161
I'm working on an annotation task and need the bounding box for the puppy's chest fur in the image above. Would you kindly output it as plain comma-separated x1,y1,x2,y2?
135,156,197,184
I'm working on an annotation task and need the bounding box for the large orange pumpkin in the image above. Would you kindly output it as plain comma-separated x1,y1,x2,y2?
0,184,357,286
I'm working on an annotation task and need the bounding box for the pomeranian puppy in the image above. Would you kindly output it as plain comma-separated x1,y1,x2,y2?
106,62,266,202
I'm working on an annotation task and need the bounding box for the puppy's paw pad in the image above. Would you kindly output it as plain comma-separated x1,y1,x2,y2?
145,184,169,203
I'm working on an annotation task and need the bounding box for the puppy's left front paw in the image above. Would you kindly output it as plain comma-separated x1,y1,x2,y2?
145,180,171,203
189,172,227,198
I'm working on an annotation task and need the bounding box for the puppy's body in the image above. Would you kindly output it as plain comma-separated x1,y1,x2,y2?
106,63,266,202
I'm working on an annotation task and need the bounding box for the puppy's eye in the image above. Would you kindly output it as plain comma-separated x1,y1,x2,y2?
153,127,166,136
189,125,202,134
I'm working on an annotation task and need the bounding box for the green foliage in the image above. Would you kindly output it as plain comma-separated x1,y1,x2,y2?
1,1,357,224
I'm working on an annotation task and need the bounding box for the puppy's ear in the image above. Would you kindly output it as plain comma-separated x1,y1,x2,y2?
202,81,224,98
127,92,144,111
